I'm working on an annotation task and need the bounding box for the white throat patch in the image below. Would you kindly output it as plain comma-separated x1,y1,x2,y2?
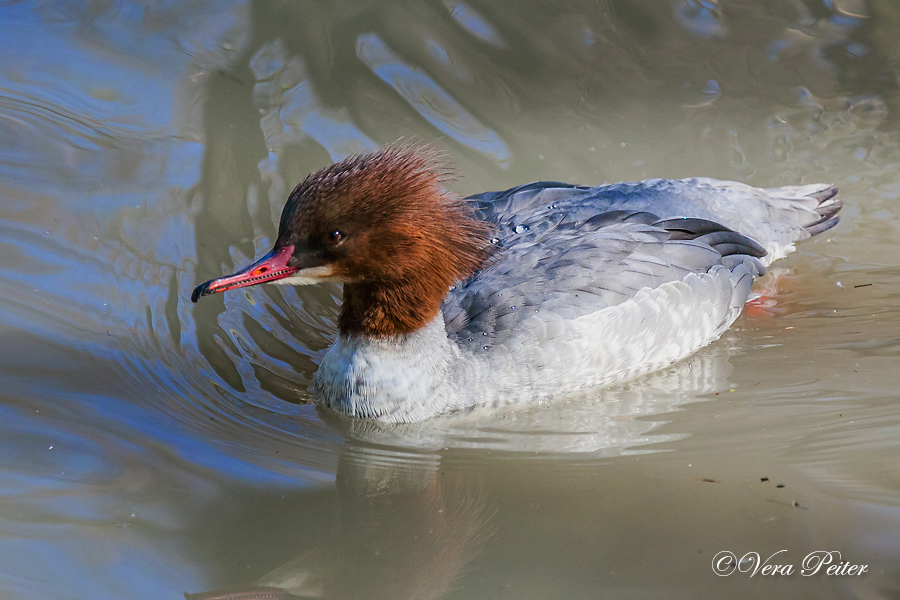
271,265,340,286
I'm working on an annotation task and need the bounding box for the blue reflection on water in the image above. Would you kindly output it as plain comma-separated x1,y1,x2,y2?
442,1,506,47
1,536,202,600
0,381,336,599
251,38,378,162
674,0,727,38
356,33,511,164
0,3,344,596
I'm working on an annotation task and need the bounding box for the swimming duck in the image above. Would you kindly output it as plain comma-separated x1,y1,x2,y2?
192,145,841,423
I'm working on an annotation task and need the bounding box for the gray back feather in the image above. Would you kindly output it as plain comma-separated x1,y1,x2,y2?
442,178,838,350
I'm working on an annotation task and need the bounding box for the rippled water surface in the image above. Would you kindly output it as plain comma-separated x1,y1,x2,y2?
2,1,900,598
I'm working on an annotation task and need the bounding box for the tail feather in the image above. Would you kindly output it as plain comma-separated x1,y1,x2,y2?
763,183,842,236
806,195,842,236
804,184,842,235
807,184,839,204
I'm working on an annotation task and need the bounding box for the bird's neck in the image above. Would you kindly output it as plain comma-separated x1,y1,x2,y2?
338,279,449,338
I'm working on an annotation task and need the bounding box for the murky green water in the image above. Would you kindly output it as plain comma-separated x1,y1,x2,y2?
2,0,900,598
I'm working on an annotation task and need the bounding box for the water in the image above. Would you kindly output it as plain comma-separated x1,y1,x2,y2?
1,0,899,598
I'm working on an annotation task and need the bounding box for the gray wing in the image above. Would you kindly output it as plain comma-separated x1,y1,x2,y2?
442,179,838,349
465,178,839,250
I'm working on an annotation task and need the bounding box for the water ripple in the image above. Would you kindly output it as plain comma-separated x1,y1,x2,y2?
356,33,511,164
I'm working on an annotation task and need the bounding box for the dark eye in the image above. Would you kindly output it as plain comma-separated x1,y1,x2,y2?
324,230,344,246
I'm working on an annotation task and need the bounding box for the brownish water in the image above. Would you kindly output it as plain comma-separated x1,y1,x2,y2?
1,1,900,598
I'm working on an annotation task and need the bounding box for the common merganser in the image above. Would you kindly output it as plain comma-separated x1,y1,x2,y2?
192,145,841,423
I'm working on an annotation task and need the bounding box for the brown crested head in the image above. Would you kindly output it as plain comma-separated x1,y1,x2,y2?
275,145,492,337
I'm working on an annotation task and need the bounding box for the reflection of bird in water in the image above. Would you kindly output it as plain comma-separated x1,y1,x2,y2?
193,145,840,422
185,330,741,599
186,447,492,600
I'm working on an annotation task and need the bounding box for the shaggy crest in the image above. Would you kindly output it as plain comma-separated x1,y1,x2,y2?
278,145,493,337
